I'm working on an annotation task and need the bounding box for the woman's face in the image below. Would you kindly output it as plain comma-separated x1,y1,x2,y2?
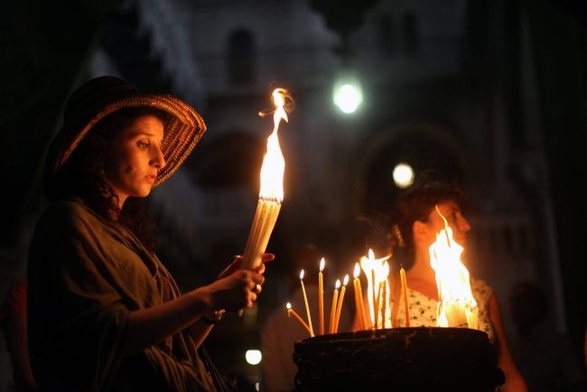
103,115,166,206
424,200,471,247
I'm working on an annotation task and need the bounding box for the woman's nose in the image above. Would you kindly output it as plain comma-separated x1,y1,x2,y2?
152,147,166,169
458,215,471,232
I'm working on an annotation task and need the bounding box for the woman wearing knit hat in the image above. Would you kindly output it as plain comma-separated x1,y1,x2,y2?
27,76,273,391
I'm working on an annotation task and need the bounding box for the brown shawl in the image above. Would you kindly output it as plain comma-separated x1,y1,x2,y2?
27,197,233,391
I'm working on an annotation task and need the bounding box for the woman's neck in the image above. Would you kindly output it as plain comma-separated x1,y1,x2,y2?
406,252,439,300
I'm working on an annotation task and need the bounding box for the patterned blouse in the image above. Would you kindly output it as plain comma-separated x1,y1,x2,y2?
392,278,495,342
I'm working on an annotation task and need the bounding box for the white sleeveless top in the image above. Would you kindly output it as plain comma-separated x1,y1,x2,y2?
392,278,495,342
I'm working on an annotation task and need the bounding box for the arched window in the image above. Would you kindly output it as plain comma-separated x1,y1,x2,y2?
402,12,420,55
227,29,256,85
377,14,395,56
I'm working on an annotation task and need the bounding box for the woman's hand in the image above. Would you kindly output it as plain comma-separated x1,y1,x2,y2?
217,253,275,279
209,253,275,312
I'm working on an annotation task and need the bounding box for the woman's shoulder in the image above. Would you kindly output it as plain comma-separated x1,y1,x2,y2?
41,197,98,223
35,197,105,238
471,277,493,301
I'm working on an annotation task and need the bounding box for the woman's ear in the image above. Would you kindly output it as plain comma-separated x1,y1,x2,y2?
413,220,428,237
413,220,434,245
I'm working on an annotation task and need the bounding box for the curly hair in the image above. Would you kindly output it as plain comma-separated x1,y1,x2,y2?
389,180,469,270
51,107,169,251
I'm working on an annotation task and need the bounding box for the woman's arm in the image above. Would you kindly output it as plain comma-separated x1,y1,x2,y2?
123,253,274,354
186,253,274,348
488,292,528,392
122,268,263,355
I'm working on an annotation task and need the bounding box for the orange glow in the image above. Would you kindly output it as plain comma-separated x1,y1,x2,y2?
429,205,478,329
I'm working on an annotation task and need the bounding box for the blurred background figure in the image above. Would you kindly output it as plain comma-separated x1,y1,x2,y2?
260,243,352,392
509,281,587,392
0,280,38,392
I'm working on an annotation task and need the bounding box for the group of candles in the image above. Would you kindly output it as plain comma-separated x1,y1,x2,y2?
286,249,400,336
286,224,480,336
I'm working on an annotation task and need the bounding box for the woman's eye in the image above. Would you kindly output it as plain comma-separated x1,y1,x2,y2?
137,140,149,148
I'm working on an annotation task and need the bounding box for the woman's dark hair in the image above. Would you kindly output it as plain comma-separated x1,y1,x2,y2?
389,181,469,270
54,107,170,251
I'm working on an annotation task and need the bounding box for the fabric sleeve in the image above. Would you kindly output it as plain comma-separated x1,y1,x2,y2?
28,202,140,391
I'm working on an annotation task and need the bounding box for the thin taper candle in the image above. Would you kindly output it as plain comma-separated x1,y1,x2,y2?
334,275,349,333
376,281,384,329
299,270,315,337
400,266,410,327
287,303,313,336
353,264,364,330
381,281,387,328
357,281,367,329
329,279,340,333
318,258,325,335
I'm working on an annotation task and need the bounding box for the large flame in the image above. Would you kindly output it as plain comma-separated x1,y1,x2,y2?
360,249,391,329
259,88,288,201
429,206,478,329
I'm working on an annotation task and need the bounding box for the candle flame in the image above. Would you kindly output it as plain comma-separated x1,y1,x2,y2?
429,205,479,329
319,258,325,272
299,269,305,280
335,279,341,289
354,263,360,278
360,249,391,329
259,88,289,201
342,274,349,286
286,302,292,310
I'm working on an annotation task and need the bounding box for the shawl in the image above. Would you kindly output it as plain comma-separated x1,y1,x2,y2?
27,197,233,391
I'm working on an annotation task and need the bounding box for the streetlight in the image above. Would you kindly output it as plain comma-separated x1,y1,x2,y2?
333,66,363,114
392,162,414,188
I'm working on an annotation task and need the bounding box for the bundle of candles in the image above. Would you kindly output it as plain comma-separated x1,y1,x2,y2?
241,88,289,271
286,206,480,336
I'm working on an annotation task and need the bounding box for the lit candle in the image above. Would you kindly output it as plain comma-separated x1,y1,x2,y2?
360,250,376,328
241,89,289,271
380,281,387,328
318,258,325,335
353,263,366,330
400,265,410,327
334,274,349,333
377,281,385,329
372,268,378,329
299,270,315,337
329,279,340,333
429,205,479,329
287,302,313,336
